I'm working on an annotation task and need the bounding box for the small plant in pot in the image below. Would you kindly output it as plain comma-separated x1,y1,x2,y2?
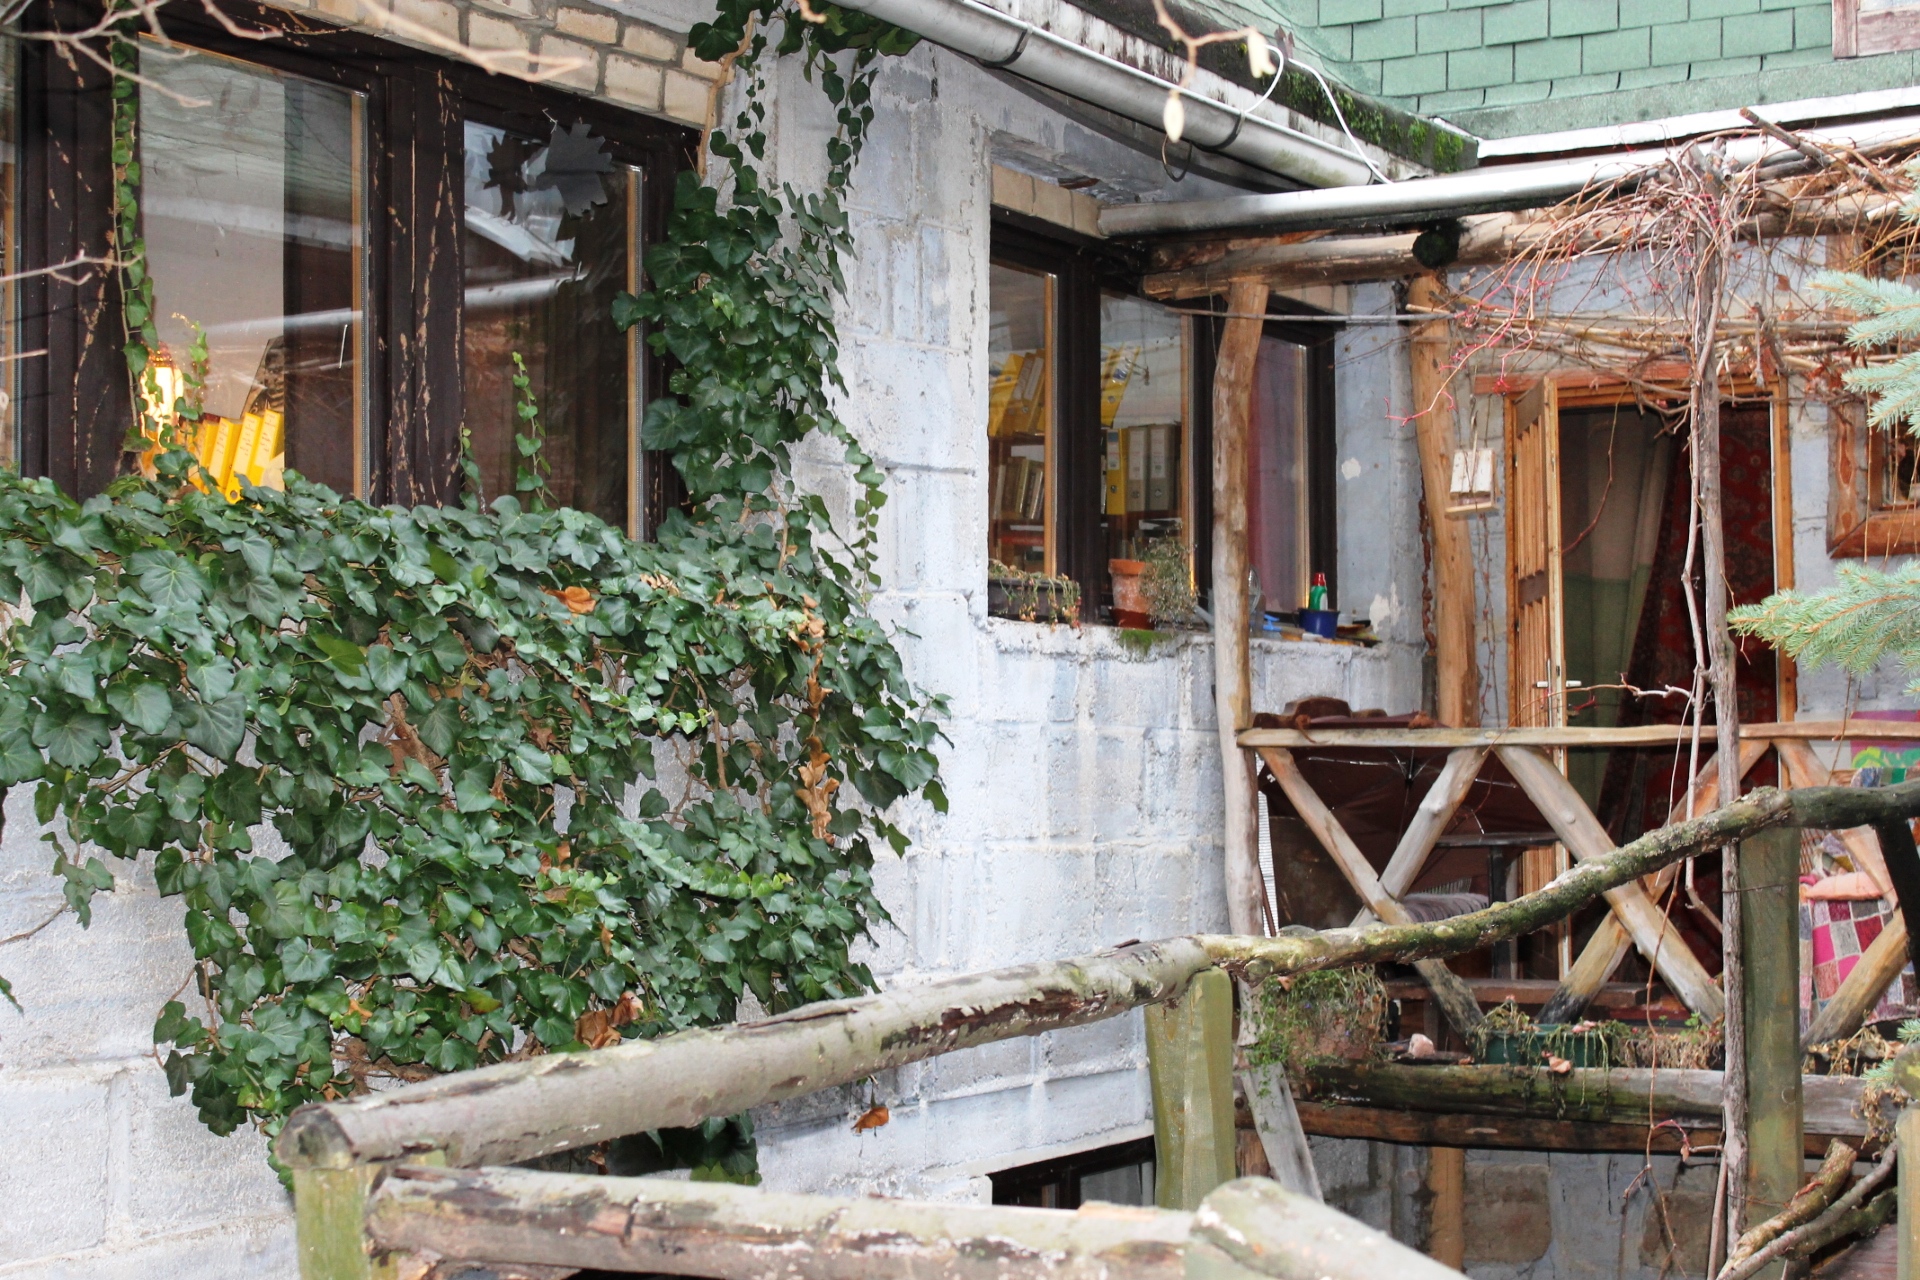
1109,557,1150,628
1143,536,1200,630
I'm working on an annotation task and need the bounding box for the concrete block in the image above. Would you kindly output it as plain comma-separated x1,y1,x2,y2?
121,1068,287,1238
0,1071,112,1260
1481,0,1549,45
1416,7,1483,52
622,23,677,59
1549,0,1619,35
1582,25,1652,70
662,68,711,125
391,0,459,40
467,11,530,53
1352,15,1417,59
927,1035,1038,1099
1039,1007,1143,1079
1652,17,1722,63
1318,0,1383,21
535,34,601,91
682,46,727,78
1793,3,1832,46
1512,34,1584,77
554,5,618,42
603,53,665,109
467,0,535,16
1378,51,1447,93
1462,1161,1553,1262
1032,1068,1150,1147
1448,43,1515,86
7,1215,295,1280
1721,7,1794,53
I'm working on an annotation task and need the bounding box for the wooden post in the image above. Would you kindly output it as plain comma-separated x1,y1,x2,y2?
1213,280,1269,938
1146,968,1237,1210
1741,825,1803,1278
1407,274,1478,727
296,1165,386,1280
1902,1105,1920,1280
1239,1061,1323,1201
1427,1147,1466,1270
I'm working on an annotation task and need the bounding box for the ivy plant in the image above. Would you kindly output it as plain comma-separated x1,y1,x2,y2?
0,0,943,1168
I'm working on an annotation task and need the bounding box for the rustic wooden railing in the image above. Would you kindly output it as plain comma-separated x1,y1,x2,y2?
279,781,1920,1280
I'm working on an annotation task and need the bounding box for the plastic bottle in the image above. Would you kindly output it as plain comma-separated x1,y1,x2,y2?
1306,572,1328,611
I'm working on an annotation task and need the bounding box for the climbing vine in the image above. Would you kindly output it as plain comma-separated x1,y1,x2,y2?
0,0,941,1172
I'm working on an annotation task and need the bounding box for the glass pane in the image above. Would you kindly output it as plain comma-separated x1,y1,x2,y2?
140,40,365,496
1100,293,1188,617
0,38,16,466
988,262,1052,575
1249,335,1310,615
462,120,638,530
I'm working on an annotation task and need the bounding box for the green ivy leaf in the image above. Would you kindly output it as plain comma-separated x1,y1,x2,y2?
311,633,366,674
107,681,174,735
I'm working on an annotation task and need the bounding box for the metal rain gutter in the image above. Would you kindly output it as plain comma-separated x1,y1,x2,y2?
828,0,1378,189
1099,111,1920,236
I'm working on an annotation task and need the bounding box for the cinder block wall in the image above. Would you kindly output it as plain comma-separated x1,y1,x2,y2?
0,11,1430,1278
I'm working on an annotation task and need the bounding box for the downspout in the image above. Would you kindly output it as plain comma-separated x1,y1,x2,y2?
1100,111,1920,235
827,0,1379,188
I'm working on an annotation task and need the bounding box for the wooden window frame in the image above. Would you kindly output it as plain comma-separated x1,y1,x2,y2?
16,0,695,531
1833,0,1920,57
1827,396,1920,557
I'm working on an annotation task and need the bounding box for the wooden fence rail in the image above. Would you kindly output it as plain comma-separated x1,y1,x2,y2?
281,780,1920,1280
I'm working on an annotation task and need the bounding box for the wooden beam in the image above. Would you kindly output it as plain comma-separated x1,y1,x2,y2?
1146,968,1237,1210
1214,280,1267,938
1409,277,1480,731
1240,1062,1323,1201
1777,738,1897,900
1354,746,1490,927
1540,738,1766,1025
1426,1147,1465,1269
1260,746,1485,1037
1238,720,1920,749
1901,1103,1920,1280
1295,1104,1842,1157
1496,745,1726,1020
366,1164,1471,1280
1742,826,1805,1251
1299,1063,1867,1139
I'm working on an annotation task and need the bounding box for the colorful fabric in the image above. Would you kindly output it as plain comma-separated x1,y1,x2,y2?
1800,892,1918,1034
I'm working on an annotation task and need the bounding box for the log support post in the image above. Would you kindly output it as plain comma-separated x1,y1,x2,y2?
1212,280,1269,937
1407,274,1478,727
1427,1146,1466,1269
1147,968,1237,1210
1901,1104,1920,1280
296,1165,387,1280
1741,825,1803,1270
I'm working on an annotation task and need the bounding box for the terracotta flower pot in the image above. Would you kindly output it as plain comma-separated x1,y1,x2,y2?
1109,558,1149,628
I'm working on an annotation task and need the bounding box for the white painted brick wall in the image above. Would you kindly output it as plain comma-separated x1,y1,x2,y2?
1,16,1427,1277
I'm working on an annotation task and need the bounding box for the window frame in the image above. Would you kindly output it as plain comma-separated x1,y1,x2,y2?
1833,0,1920,57
17,0,696,532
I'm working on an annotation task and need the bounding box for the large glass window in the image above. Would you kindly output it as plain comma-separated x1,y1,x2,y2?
987,261,1052,575
1250,335,1312,615
140,39,365,496
462,120,640,528
1100,293,1189,562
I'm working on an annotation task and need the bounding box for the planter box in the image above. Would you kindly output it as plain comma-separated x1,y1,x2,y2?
988,576,1079,625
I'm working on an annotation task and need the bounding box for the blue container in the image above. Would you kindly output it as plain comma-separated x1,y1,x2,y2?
1297,608,1339,638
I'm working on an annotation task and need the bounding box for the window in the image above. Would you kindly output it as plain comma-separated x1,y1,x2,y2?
989,1137,1156,1208
984,216,1335,625
1833,0,1920,56
1829,397,1920,556
988,261,1053,575
18,0,692,532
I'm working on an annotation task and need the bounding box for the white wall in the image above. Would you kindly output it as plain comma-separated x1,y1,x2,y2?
0,23,1425,1280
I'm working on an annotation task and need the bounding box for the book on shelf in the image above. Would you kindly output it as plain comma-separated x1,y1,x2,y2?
997,350,1048,437
1125,423,1146,513
1105,429,1125,516
1146,423,1171,513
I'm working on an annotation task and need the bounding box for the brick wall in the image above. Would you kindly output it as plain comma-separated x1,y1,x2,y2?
1277,0,1920,137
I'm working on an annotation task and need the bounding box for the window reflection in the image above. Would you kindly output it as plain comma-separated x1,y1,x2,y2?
988,262,1052,574
462,120,639,531
1250,335,1311,613
140,39,365,496
1099,293,1188,561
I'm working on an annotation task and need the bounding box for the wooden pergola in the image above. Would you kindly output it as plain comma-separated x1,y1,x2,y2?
1202,281,1920,1044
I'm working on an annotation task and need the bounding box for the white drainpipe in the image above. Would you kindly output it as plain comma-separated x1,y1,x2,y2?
1099,111,1920,236
828,0,1380,189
